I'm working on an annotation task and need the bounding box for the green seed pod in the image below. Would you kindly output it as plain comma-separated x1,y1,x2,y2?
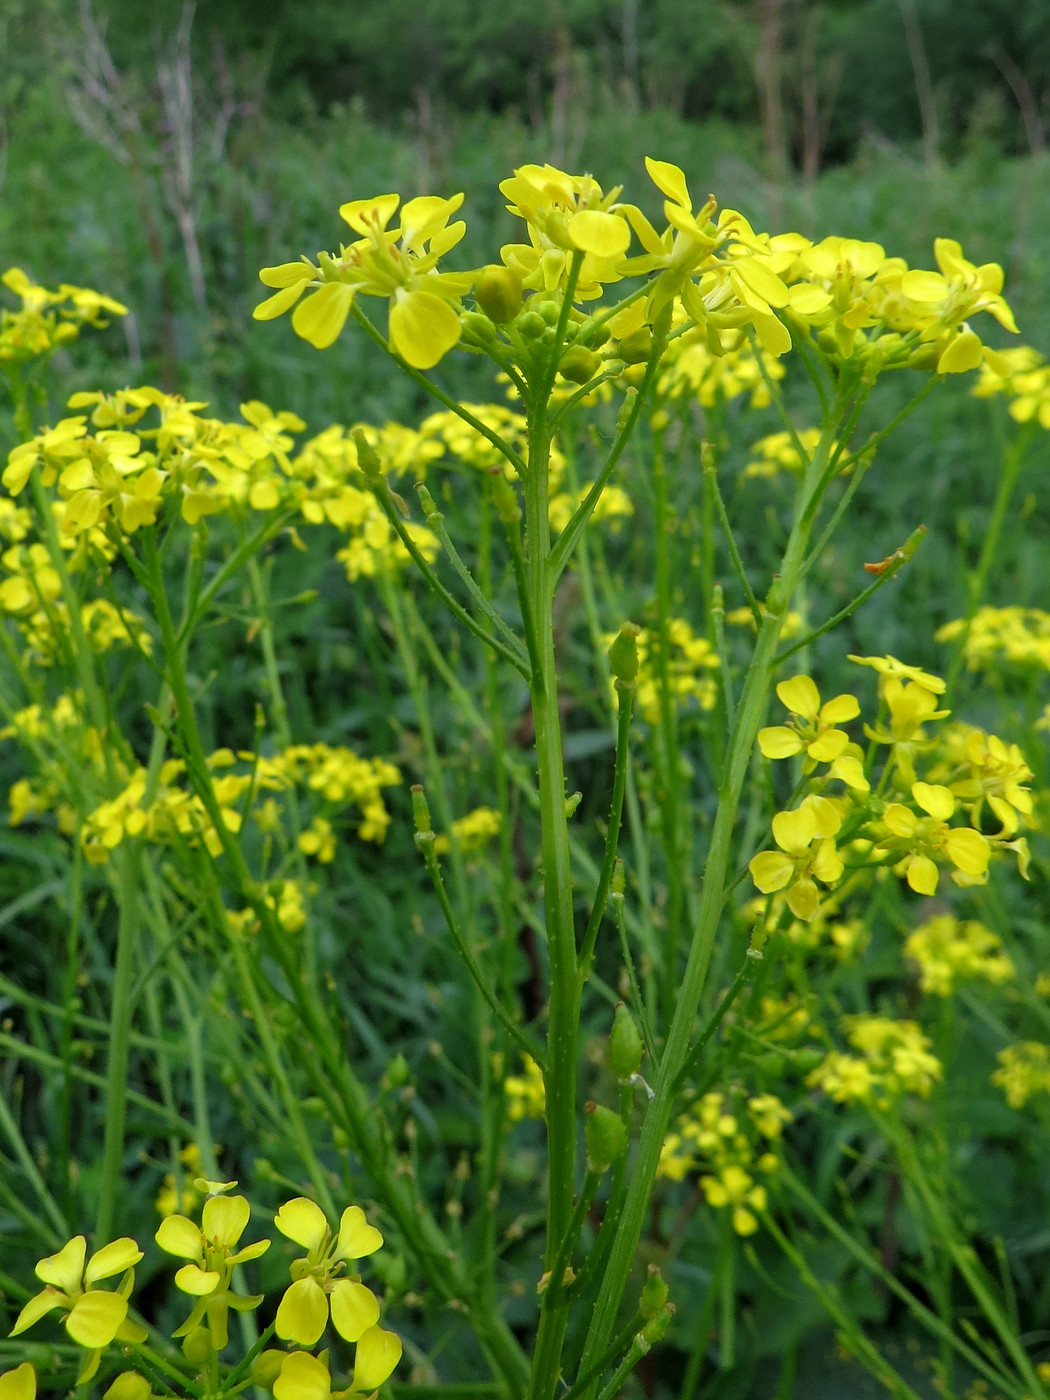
352,427,383,479
516,310,547,340
640,1263,669,1320
641,1302,676,1344
610,1001,644,1080
475,265,524,324
585,1101,629,1172
607,622,641,688
411,784,433,835
558,345,602,384
490,471,521,524
616,327,653,365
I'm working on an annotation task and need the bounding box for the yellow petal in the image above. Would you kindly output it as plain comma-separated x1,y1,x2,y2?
944,827,990,876
275,1197,330,1251
274,1350,331,1400
259,262,316,289
568,210,630,259
291,283,356,350
103,1373,151,1400
905,855,939,896
751,311,792,356
732,258,790,309
329,1279,380,1344
155,1215,202,1260
901,269,948,303
253,282,310,322
0,1363,36,1400
202,1194,250,1247
36,1236,87,1291
65,1291,128,1348
339,194,400,235
757,726,803,760
882,803,917,838
388,291,461,370
786,876,820,922
749,850,794,894
350,1325,403,1393
830,755,869,792
10,1290,62,1336
807,729,849,763
772,807,816,854
175,1265,221,1296
802,795,842,838
275,1277,329,1346
644,157,691,210
336,1205,384,1260
912,782,954,821
937,329,983,374
820,694,860,725
85,1239,143,1286
776,675,820,719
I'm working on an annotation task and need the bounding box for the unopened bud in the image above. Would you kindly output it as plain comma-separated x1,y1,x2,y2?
384,1053,411,1089
516,310,547,340
475,265,523,324
249,1351,285,1389
558,346,602,384
640,1263,669,1320
610,1002,644,1080
534,300,561,325
616,327,652,365
351,428,383,478
576,320,611,349
411,785,433,836
585,1101,628,1172
607,622,640,687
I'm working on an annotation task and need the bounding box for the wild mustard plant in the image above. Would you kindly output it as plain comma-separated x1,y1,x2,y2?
2,155,1049,1400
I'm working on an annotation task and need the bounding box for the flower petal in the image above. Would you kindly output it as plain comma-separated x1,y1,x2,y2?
749,851,794,894
820,694,860,725
275,1350,332,1400
329,1279,380,1344
336,1205,384,1261
905,855,939,896
776,675,820,720
274,1197,329,1252
36,1236,86,1291
175,1266,222,1296
86,1238,143,1286
291,284,356,350
912,782,954,821
944,827,991,876
567,211,630,259
275,1277,329,1346
772,806,816,854
253,282,310,322
155,1215,202,1260
757,726,803,759
65,1291,128,1348
350,1325,403,1393
0,1363,36,1400
202,1194,250,1247
10,1290,63,1336
388,291,461,369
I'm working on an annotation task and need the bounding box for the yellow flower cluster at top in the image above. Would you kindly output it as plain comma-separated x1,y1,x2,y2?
658,1088,792,1236
7,1184,401,1395
0,267,127,369
937,605,1050,672
254,159,1018,382
749,656,1032,922
808,1015,942,1107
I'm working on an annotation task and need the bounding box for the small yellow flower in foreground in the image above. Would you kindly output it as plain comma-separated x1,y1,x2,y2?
749,795,843,921
155,1193,270,1349
848,653,945,695
759,674,859,769
0,1363,36,1400
273,1198,384,1345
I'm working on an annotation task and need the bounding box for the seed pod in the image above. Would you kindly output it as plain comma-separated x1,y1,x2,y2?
609,1001,644,1079
640,1263,669,1320
585,1101,629,1172
475,265,524,324
607,623,640,688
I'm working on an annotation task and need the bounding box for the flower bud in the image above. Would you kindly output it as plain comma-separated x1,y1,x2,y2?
641,1302,675,1344
609,1001,644,1080
640,1263,669,1320
616,327,652,365
585,1101,628,1172
182,1326,214,1364
558,346,602,384
411,785,433,836
516,310,547,340
534,300,561,325
607,622,640,687
460,310,498,342
351,428,383,479
489,471,521,524
475,265,523,324
576,320,611,349
384,1053,411,1089
250,1351,286,1389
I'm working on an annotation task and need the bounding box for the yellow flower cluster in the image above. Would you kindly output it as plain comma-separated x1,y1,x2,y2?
255,159,1017,378
0,267,126,368
503,1053,546,1122
1,692,105,833
742,427,823,479
937,605,1050,671
658,1089,791,1236
77,743,400,865
971,344,1050,426
433,805,503,855
808,1015,942,1106
904,914,1014,996
655,327,784,409
991,1042,1050,1109
623,618,720,724
751,658,1031,920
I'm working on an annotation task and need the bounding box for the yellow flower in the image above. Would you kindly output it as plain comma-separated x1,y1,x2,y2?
880,782,989,895
905,915,1014,996
809,1016,941,1106
155,1193,270,1350
700,1164,767,1236
273,1198,384,1346
273,1329,402,1400
10,1236,146,1383
504,1053,546,1121
256,193,472,368
758,674,860,768
848,653,945,695
749,795,844,921
950,730,1033,836
992,1042,1050,1109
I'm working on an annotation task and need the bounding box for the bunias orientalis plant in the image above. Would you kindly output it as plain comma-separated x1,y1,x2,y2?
1,154,1047,1400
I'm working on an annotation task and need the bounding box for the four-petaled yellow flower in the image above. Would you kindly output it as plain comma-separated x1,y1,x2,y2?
880,782,990,895
9,1235,145,1383
759,674,861,775
155,1191,270,1350
749,795,844,921
273,1197,384,1346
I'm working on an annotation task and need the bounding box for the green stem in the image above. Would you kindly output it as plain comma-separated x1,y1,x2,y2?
577,680,635,976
